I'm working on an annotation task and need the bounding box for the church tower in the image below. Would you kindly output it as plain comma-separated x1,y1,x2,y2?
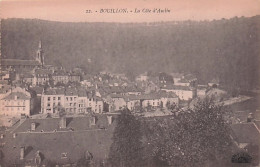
36,41,44,66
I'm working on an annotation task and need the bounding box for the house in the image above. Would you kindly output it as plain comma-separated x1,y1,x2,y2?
33,68,52,86
123,86,144,95
140,91,179,110
41,88,66,114
123,95,141,111
174,78,190,86
104,94,127,112
145,81,159,94
0,87,32,117
68,73,81,83
170,73,184,84
161,85,196,101
52,71,69,85
158,72,174,84
0,115,117,166
136,72,149,82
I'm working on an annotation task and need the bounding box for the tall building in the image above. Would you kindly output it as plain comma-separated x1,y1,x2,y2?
0,87,32,116
1,41,45,71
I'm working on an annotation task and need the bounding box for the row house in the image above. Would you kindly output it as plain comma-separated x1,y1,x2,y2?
33,69,52,86
69,73,81,83
161,85,196,101
52,71,70,85
104,91,179,112
22,68,52,86
140,91,179,109
0,87,32,117
41,87,104,114
41,88,65,114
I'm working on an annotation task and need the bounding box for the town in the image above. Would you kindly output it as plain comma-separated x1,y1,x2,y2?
0,41,259,166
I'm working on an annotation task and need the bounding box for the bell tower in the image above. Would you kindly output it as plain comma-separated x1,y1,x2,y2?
36,41,44,66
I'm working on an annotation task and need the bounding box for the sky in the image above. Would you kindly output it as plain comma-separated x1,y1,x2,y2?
1,0,260,22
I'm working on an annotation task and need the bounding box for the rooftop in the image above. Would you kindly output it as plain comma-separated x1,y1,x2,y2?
2,92,31,100
1,59,41,66
1,115,117,165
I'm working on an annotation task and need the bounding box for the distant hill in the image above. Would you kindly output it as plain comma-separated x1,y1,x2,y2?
1,16,260,89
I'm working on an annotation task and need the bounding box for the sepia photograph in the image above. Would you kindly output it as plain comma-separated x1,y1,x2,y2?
0,0,259,166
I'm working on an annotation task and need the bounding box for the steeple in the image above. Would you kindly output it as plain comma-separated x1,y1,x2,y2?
36,40,44,67
38,40,42,49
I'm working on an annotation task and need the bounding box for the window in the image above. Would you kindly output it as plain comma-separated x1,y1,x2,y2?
66,97,69,101
70,97,73,101
58,97,61,100
53,97,56,101
47,103,50,107
48,97,51,101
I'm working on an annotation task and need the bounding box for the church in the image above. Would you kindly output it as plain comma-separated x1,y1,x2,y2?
1,41,45,71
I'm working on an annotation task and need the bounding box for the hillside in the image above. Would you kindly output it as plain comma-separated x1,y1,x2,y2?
1,16,260,89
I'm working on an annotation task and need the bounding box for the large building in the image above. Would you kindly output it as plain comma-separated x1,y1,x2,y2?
1,41,45,71
0,87,32,116
41,87,104,114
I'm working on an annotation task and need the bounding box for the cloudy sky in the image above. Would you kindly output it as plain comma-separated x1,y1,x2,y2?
1,0,260,22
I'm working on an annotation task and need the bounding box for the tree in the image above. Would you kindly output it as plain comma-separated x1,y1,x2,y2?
145,97,233,167
108,109,143,167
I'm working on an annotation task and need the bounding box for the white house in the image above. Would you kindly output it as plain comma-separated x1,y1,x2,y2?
161,85,196,101
0,87,32,117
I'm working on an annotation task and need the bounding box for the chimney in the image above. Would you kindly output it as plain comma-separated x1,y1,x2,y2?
107,115,113,125
13,133,16,138
60,117,67,129
90,116,96,126
0,134,4,139
247,113,253,122
31,122,36,131
20,147,25,160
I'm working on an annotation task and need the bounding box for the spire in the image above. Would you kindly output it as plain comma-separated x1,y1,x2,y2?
38,40,42,49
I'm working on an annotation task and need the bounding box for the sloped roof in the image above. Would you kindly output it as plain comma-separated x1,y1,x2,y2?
161,85,192,91
2,92,30,100
44,88,66,95
35,69,52,75
1,116,116,164
1,59,41,66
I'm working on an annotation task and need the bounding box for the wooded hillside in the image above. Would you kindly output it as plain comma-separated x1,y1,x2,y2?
1,16,259,89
